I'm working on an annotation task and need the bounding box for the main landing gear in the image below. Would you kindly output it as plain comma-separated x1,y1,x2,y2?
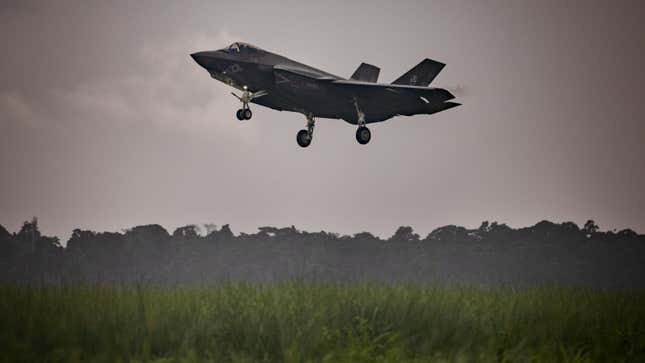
356,126,371,145
297,114,315,148
295,100,373,148
354,98,371,145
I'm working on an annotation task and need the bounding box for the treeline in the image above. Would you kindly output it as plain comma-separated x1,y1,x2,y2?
1,219,644,288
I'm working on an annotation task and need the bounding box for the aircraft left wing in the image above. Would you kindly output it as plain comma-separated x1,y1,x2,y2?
331,79,455,103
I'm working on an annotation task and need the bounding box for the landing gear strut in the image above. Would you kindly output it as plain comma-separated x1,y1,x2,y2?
354,98,371,145
297,114,315,148
232,87,268,121
233,86,253,120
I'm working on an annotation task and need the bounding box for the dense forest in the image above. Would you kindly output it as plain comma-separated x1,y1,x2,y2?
1,219,643,288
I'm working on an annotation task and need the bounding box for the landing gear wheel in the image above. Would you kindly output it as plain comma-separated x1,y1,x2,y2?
356,126,371,145
236,109,244,120
297,129,312,148
243,108,252,120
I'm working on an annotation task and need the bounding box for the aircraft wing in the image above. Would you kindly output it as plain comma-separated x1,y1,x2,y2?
331,79,455,104
273,64,337,81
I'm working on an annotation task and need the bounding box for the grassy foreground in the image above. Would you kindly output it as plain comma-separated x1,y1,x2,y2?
1,283,644,362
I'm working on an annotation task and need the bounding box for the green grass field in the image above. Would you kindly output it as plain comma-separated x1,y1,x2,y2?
1,283,644,362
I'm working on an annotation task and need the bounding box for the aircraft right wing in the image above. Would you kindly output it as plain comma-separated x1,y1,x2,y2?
330,79,459,117
331,79,455,103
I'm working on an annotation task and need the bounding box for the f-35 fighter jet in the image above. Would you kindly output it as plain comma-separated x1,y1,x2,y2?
191,42,459,147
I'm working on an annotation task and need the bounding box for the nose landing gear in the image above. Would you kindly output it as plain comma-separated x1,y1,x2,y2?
236,108,252,120
232,86,267,121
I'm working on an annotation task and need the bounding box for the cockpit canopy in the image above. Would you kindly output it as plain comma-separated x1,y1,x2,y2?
224,42,262,53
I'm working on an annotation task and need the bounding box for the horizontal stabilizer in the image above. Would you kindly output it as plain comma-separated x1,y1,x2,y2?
392,58,445,86
432,101,461,113
350,63,380,82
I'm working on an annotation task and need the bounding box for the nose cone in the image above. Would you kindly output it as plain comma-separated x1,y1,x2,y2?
190,51,211,69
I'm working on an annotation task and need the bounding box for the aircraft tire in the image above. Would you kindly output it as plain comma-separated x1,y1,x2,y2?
236,109,244,120
297,129,312,148
243,109,252,120
356,126,371,145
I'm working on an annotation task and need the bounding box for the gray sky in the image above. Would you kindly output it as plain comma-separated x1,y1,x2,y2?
1,0,644,240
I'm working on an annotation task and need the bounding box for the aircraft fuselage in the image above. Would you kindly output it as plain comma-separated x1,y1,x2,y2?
190,42,459,147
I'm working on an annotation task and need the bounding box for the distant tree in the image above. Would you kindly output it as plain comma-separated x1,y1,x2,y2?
173,225,200,239
561,221,580,232
70,228,96,241
0,224,14,256
326,231,340,239
207,224,235,241
427,225,470,242
617,229,637,238
17,217,41,242
488,222,512,233
256,226,300,239
203,223,218,235
583,220,599,236
220,224,234,239
125,224,169,240
15,217,40,253
390,226,420,242
533,220,556,231
281,226,300,238
0,224,10,240
37,235,61,252
124,225,170,255
258,226,279,237
66,229,97,254
353,232,380,241
478,221,490,232
531,220,558,239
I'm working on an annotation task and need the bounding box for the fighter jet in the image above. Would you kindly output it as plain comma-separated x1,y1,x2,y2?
190,42,459,147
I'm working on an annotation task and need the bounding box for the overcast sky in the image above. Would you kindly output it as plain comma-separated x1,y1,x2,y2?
1,0,644,240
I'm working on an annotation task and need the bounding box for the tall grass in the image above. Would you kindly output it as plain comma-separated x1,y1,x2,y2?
1,283,644,362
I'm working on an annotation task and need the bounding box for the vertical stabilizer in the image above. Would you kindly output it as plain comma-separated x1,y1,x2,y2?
392,58,445,86
350,63,380,82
